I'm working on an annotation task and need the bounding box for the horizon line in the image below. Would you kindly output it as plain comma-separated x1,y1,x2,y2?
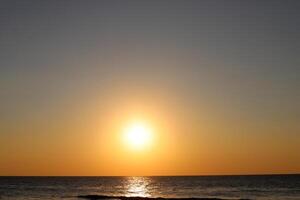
1,173,299,177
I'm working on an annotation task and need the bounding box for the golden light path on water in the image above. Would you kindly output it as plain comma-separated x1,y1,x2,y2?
125,177,150,197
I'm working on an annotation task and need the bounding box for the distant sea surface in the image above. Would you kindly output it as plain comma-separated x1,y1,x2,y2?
0,175,299,200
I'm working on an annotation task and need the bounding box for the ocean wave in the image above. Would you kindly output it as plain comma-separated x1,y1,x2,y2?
77,195,252,200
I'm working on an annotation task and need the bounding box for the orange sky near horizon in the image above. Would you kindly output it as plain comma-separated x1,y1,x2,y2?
1,88,299,176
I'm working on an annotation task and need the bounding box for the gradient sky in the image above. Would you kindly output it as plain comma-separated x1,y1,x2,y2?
0,0,299,176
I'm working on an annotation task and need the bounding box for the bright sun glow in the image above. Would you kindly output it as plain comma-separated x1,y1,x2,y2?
123,122,152,149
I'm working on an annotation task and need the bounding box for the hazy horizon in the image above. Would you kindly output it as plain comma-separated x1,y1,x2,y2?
2,173,300,177
0,0,299,176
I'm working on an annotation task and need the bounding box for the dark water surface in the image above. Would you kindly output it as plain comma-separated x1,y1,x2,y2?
0,175,299,200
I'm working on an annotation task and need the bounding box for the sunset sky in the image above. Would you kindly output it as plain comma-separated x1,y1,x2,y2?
0,0,299,176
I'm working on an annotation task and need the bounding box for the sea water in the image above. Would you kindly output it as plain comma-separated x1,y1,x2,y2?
0,175,299,200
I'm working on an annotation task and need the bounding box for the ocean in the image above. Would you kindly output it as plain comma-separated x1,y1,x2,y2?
0,175,299,200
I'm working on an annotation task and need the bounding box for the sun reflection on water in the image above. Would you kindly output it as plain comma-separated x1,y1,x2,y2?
125,177,150,197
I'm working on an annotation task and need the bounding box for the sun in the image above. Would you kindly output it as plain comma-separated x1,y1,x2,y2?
123,121,152,149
